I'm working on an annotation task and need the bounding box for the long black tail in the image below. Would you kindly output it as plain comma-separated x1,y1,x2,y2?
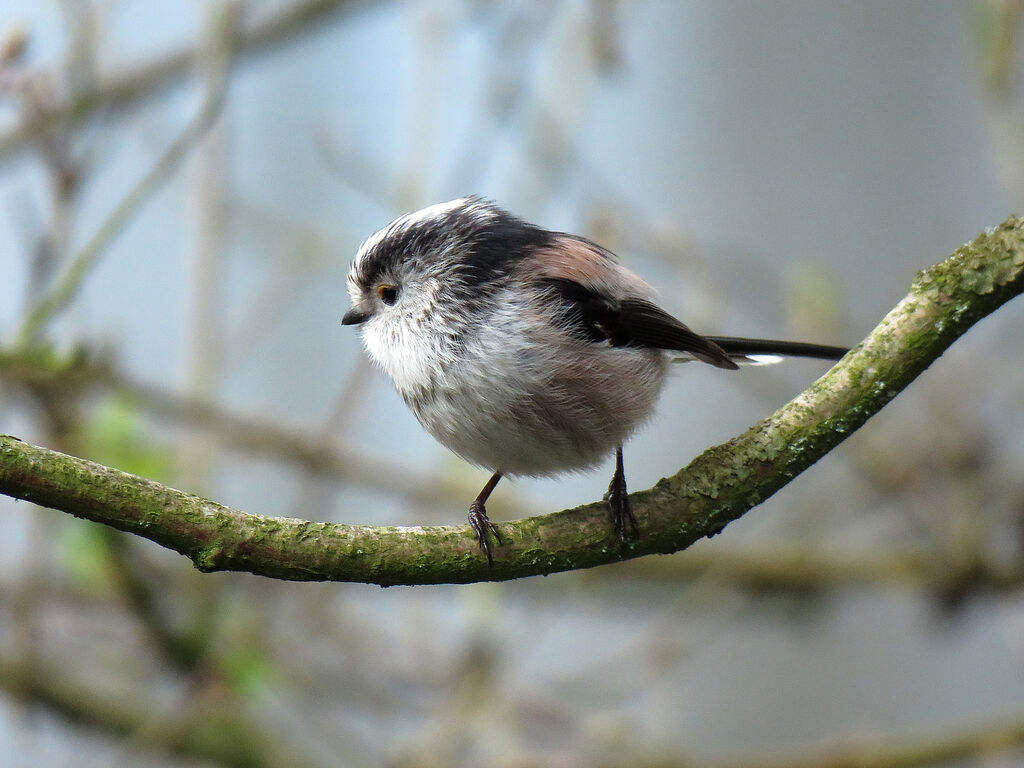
704,336,848,364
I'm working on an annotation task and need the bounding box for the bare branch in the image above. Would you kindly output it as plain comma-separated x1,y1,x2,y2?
0,0,371,166
0,348,464,503
706,714,1024,768
1,217,1023,585
15,13,234,345
0,651,307,768
617,545,1024,596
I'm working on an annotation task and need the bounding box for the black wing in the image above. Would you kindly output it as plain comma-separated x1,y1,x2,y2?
541,278,738,370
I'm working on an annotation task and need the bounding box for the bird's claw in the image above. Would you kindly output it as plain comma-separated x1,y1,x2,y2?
604,474,638,545
469,500,502,566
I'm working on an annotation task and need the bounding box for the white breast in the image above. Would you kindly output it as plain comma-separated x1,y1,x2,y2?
360,294,668,477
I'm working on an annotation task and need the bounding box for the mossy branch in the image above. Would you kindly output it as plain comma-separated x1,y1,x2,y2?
2,218,1023,585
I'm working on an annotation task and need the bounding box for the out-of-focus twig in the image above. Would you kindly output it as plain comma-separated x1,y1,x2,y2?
0,345,466,504
0,0,371,165
617,544,1024,596
488,714,1024,768
973,0,1024,207
704,714,1024,768
14,24,234,346
101,529,214,672
118,372,460,504
0,651,309,768
181,3,236,490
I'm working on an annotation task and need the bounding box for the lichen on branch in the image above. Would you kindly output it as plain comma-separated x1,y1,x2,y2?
1,216,1022,585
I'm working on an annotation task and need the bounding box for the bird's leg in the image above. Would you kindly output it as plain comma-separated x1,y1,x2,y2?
468,472,504,566
604,445,638,543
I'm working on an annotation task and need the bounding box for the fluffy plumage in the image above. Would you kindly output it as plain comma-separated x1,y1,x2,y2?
343,197,847,562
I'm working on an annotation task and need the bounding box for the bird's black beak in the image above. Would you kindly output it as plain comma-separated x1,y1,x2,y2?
341,308,370,326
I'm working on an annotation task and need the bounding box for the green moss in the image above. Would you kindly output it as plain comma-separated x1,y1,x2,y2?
2,217,1024,584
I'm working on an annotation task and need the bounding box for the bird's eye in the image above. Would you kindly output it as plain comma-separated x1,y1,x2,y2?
376,284,399,306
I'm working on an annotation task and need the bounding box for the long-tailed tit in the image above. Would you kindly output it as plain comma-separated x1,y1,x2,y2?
342,197,846,563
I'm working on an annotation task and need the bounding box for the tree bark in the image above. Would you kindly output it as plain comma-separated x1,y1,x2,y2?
2,217,1023,585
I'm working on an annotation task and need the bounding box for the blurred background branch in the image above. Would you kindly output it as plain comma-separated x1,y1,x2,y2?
0,1,1023,766
14,12,233,346
0,0,369,165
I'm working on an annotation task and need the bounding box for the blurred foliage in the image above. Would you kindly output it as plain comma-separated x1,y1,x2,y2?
82,395,177,482
0,2,1023,767
56,518,119,594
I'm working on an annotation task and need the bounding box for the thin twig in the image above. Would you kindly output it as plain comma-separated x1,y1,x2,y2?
0,650,308,768
0,347,473,504
14,42,232,345
0,0,371,165
704,714,1024,768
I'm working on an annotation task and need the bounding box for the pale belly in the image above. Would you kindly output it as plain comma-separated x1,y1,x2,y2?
406,344,668,476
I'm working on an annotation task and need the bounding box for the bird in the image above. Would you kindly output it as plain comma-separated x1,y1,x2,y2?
342,197,847,563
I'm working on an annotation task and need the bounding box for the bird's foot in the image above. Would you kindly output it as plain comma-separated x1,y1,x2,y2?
604,470,638,545
469,500,502,566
